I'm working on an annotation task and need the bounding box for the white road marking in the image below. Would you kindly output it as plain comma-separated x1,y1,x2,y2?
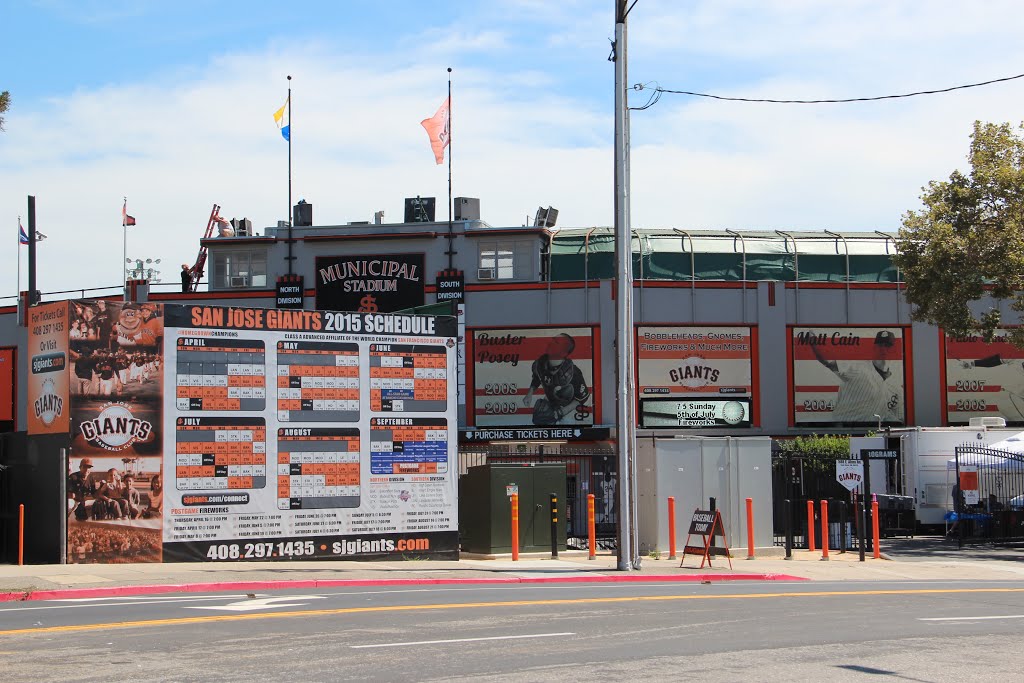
0,595,264,612
920,615,1024,621
351,632,575,649
186,595,327,612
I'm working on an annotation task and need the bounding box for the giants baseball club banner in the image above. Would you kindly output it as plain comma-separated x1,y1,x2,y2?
637,326,753,399
945,330,1024,424
471,326,598,427
315,254,425,313
27,301,71,435
791,326,907,426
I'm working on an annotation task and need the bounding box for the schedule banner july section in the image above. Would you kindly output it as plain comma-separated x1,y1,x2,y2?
162,303,459,562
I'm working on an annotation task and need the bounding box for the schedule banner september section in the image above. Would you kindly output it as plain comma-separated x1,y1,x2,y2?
162,303,459,562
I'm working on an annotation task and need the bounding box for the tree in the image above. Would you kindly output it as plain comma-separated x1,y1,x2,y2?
0,90,9,131
775,434,851,473
895,121,1024,346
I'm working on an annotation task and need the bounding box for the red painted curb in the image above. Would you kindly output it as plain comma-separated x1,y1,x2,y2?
0,572,807,603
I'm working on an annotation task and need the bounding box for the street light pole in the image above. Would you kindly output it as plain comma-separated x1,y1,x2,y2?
613,0,637,571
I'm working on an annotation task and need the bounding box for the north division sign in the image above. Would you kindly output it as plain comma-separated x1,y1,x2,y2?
316,254,425,313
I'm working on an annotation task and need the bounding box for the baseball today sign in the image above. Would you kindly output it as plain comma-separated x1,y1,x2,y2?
835,460,864,491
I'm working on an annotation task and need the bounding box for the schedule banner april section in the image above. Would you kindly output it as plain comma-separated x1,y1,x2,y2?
792,326,907,427
944,330,1024,425
471,326,597,427
162,303,459,562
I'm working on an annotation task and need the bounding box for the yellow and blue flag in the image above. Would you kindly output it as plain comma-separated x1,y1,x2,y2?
274,99,290,141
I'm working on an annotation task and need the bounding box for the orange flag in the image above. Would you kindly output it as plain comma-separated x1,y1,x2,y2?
420,97,450,165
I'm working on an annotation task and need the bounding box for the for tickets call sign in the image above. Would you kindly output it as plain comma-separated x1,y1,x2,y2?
59,301,459,564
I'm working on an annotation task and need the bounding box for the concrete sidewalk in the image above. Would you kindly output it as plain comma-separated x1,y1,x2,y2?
3,538,1024,600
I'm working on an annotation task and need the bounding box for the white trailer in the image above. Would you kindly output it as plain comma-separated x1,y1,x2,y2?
890,423,1018,527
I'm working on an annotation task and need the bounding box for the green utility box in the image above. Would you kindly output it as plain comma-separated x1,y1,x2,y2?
460,464,567,554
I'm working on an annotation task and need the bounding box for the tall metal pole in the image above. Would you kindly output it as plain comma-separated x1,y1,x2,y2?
613,0,637,571
447,67,454,269
27,196,38,304
16,215,22,299
122,196,128,289
287,75,293,276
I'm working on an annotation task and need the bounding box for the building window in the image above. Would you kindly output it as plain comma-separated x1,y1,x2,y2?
478,241,534,280
213,250,268,289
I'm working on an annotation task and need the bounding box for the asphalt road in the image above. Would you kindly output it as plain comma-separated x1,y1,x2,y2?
3,580,1024,682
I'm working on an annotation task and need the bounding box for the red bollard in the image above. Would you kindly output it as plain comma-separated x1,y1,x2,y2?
668,497,677,560
872,498,881,559
806,500,816,552
18,504,25,567
511,493,520,562
820,500,829,561
746,498,755,560
587,494,596,560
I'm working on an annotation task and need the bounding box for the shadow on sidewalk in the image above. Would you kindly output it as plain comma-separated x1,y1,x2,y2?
881,536,1024,563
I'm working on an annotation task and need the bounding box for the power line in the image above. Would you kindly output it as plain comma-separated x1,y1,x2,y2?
634,72,1024,105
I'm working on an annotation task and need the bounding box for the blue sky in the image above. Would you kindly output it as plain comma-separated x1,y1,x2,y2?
3,1,1024,295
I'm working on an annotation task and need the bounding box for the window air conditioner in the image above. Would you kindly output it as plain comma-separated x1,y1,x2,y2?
477,268,495,280
230,275,248,287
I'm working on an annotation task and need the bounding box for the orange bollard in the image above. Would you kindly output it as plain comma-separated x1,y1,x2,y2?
587,494,596,560
820,499,829,561
806,500,816,552
18,504,25,566
746,497,755,560
510,493,520,561
872,498,881,559
667,497,677,560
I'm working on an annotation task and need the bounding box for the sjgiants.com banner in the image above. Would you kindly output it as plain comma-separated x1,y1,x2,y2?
471,327,598,427
945,331,1024,424
636,326,753,399
792,326,907,426
27,301,70,435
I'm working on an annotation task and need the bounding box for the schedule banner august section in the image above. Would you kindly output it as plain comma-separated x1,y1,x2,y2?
162,303,459,562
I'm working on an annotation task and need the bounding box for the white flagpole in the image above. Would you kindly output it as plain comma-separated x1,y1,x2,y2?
123,196,128,292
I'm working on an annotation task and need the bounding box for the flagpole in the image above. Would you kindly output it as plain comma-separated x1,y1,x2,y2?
16,216,21,299
287,75,293,276
447,67,453,270
123,196,128,293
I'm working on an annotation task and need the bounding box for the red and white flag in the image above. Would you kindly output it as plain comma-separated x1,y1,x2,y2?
420,97,450,165
122,199,136,227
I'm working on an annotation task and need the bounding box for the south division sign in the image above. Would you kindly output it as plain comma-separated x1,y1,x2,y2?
316,254,425,313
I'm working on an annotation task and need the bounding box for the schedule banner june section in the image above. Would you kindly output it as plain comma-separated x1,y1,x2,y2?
161,303,459,562
472,326,597,427
944,330,1024,425
792,326,907,427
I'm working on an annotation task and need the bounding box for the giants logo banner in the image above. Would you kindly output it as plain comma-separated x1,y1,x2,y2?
471,326,598,427
945,331,1024,424
315,254,425,313
637,326,753,399
792,327,907,426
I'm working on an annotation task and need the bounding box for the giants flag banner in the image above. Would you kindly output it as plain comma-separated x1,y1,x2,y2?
791,326,907,427
420,96,450,165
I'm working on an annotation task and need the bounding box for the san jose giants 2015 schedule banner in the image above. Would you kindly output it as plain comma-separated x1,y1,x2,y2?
791,326,907,426
55,301,458,563
637,326,754,429
470,326,598,427
944,330,1024,424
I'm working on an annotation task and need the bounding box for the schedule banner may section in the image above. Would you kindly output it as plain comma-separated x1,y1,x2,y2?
791,326,907,427
160,304,458,561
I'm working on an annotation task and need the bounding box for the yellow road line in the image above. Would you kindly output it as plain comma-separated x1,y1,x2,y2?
2,587,1023,636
